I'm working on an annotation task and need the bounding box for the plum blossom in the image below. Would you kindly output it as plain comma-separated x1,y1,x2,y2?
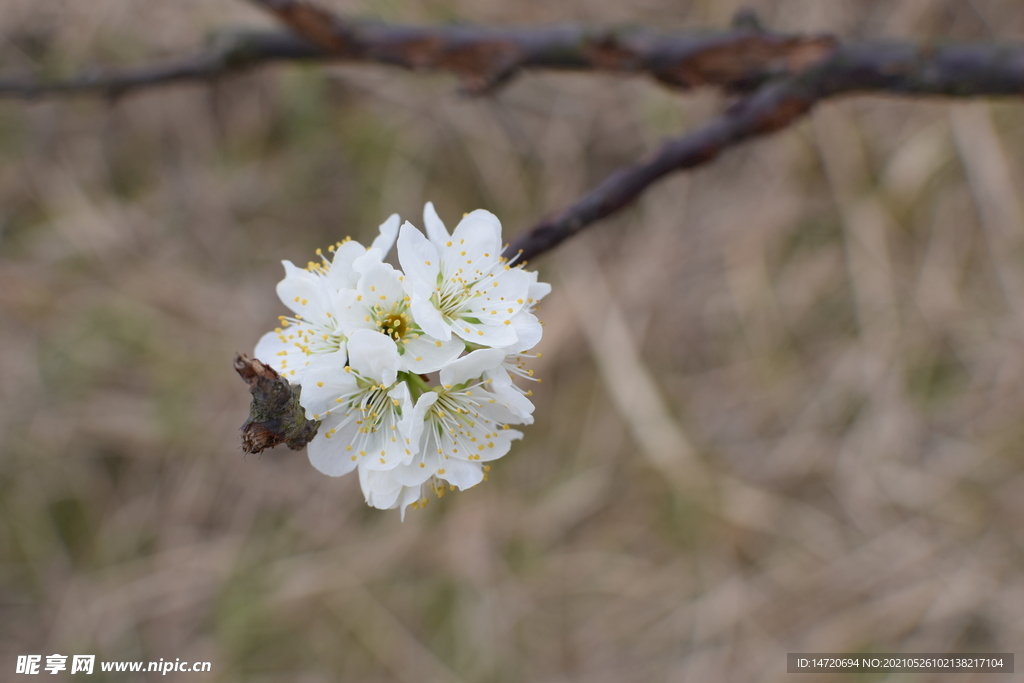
299,329,414,477
253,204,547,518
397,203,534,348
254,214,399,382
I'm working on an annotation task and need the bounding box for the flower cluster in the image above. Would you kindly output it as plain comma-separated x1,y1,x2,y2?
255,204,548,517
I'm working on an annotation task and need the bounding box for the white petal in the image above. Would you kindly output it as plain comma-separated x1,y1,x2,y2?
451,318,519,347
481,377,535,422
400,391,439,448
455,416,518,462
528,278,552,304
423,201,450,247
480,428,523,462
370,213,400,257
468,266,533,321
359,468,404,509
399,335,464,374
440,347,506,387
506,310,543,353
409,292,451,341
389,382,417,459
254,329,314,384
390,450,439,487
332,288,375,333
360,396,411,471
438,213,503,281
327,240,368,290
450,209,501,252
354,256,406,303
297,351,358,418
346,329,401,386
438,458,483,490
397,221,442,294
307,413,360,477
254,328,288,359
276,261,328,318
398,484,423,521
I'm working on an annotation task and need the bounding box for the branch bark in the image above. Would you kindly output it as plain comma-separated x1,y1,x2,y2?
4,9,1023,101
0,30,326,98
248,0,837,94
505,40,1024,261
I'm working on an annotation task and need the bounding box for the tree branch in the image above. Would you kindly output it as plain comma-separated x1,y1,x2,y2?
0,30,327,99
3,6,1022,103
247,0,837,94
504,40,1024,262
0,20,838,99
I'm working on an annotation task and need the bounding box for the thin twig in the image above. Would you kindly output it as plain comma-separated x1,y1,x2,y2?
0,30,322,98
504,40,1024,262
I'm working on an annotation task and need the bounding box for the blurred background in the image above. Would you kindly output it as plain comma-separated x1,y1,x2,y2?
2,0,1024,681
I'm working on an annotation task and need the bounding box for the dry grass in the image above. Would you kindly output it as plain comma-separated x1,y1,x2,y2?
2,1,1024,681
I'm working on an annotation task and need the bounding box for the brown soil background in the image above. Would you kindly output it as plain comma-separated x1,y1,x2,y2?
2,1,1024,681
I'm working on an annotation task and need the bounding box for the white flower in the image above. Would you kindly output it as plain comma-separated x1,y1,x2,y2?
251,203,550,519
254,215,399,381
389,348,528,494
397,203,534,348
299,329,414,477
332,250,464,374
